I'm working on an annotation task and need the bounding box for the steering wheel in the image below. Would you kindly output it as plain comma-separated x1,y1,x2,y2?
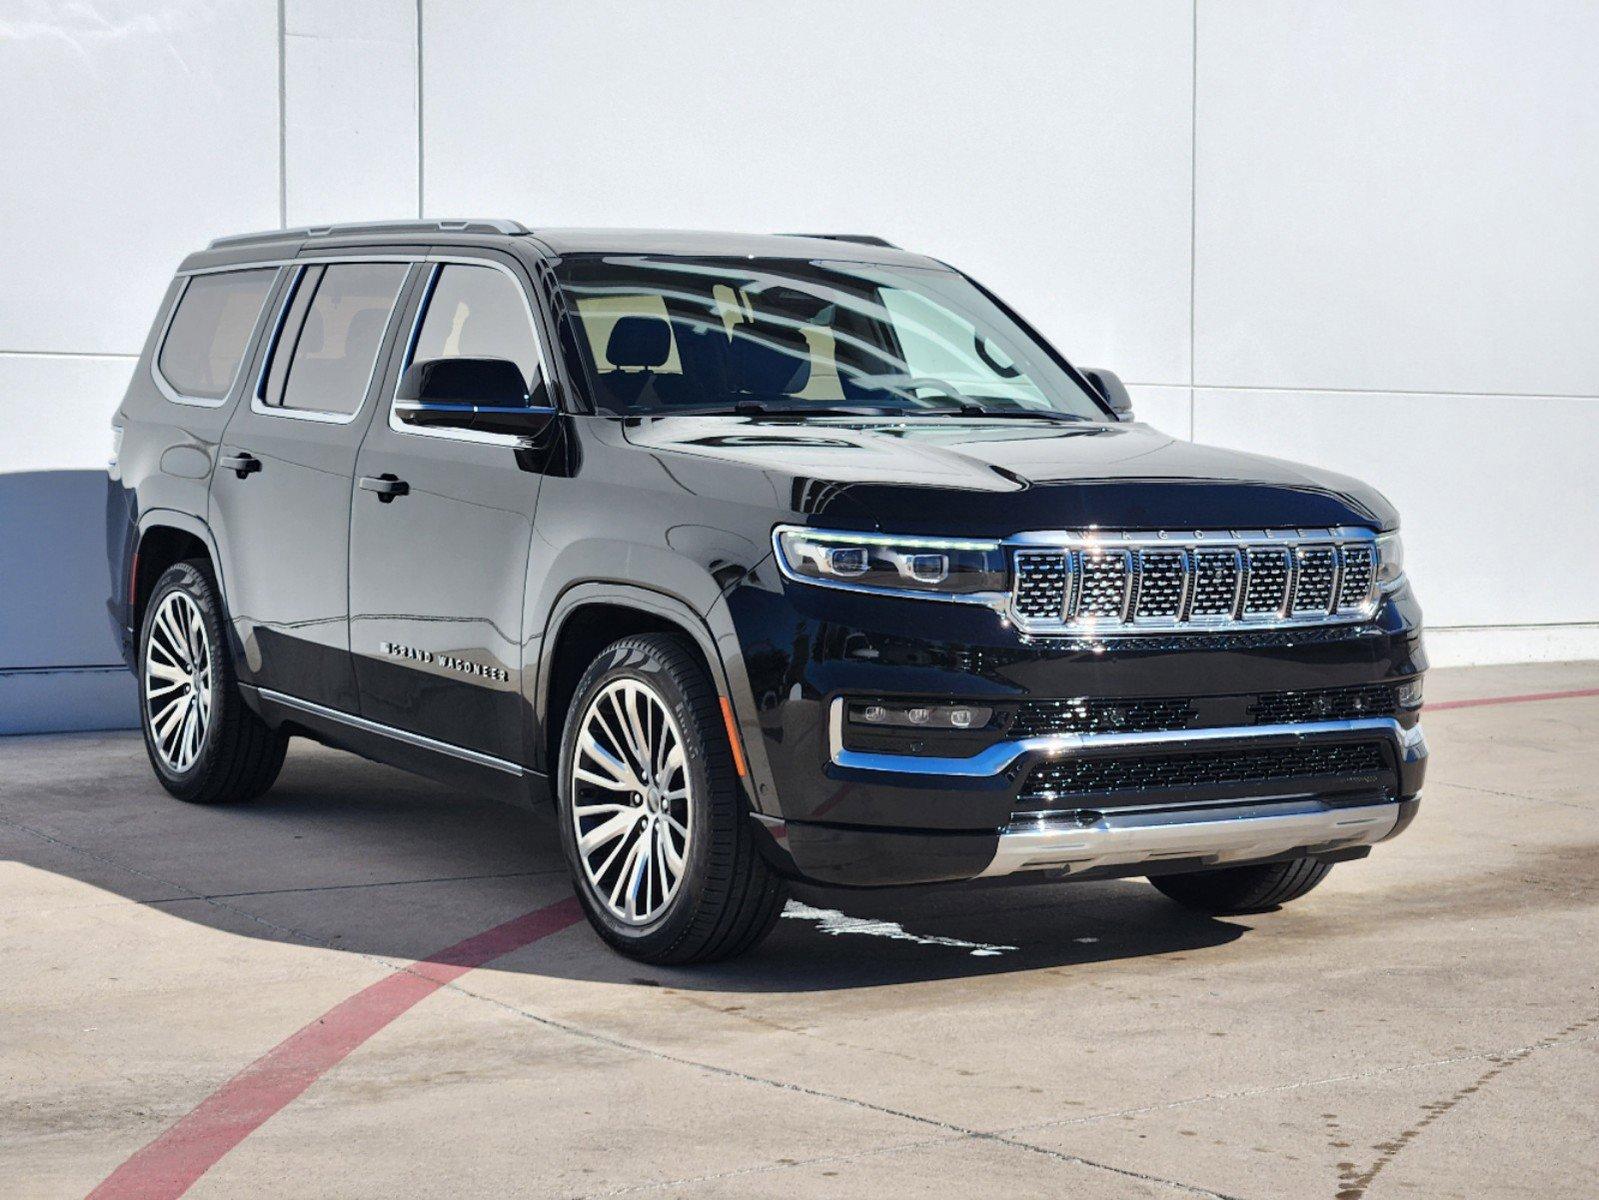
974,333,1022,379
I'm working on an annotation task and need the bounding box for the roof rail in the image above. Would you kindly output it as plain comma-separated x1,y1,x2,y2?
208,218,529,250
777,232,898,249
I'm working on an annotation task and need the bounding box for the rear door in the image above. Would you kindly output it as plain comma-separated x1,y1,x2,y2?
209,256,416,711
348,251,551,762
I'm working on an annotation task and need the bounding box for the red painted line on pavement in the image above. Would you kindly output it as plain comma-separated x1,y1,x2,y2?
1427,686,1599,712
88,895,585,1200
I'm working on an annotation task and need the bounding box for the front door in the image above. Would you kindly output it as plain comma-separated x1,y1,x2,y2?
348,254,551,762
210,257,414,711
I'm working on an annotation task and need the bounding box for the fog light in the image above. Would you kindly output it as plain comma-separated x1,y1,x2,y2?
846,701,995,730
1396,677,1424,709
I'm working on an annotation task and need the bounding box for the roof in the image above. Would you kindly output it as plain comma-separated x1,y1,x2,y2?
181,221,944,274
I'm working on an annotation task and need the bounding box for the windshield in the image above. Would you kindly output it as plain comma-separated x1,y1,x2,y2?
551,254,1108,420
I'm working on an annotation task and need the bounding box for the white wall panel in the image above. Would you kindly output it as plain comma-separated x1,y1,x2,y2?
1192,390,1599,631
421,0,1194,385
0,353,135,473
283,0,418,226
0,0,280,355
1195,1,1599,396
1127,385,1191,441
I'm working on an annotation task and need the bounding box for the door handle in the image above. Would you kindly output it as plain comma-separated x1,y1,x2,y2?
359,473,410,502
219,451,261,479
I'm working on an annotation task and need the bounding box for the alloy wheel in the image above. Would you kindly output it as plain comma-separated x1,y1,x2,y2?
144,590,213,773
569,678,693,925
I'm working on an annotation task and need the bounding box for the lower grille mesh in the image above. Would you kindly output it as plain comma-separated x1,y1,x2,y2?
1009,698,1197,737
1021,742,1388,800
1248,684,1400,724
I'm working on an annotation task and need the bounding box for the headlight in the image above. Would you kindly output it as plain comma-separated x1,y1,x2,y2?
773,527,1006,599
1375,530,1405,590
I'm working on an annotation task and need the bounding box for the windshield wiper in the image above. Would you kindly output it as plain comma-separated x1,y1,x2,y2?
937,408,1094,422
660,401,918,418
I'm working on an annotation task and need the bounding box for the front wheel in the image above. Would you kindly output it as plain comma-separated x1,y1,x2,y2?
557,633,786,964
1148,857,1332,915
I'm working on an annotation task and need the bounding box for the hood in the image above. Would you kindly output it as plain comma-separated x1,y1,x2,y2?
619,415,1397,536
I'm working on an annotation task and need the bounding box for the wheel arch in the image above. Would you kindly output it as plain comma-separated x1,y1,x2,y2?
536,584,733,781
131,511,225,639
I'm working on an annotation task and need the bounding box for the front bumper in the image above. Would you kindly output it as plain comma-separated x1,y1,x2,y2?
726,571,1428,887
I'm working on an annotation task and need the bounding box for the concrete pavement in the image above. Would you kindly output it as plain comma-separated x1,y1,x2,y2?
3,662,1596,1199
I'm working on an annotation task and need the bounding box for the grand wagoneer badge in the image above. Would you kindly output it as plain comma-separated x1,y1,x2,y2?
379,641,509,683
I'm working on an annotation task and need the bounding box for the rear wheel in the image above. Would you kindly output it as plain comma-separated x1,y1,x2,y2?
557,633,786,964
1148,857,1332,915
139,561,287,804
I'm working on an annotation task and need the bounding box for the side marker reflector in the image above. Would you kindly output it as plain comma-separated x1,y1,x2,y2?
719,695,749,777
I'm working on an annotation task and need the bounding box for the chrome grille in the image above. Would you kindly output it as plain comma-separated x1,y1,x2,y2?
1134,550,1187,621
1007,529,1382,636
1189,549,1242,618
1243,547,1291,614
1292,545,1338,613
1077,550,1130,620
1338,545,1374,609
1013,551,1069,621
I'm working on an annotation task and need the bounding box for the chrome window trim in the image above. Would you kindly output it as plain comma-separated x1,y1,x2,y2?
826,697,1426,778
257,688,526,776
175,257,297,277
386,255,558,449
249,259,414,426
151,266,286,409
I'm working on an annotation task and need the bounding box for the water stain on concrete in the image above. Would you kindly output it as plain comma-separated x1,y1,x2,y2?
1327,1010,1599,1199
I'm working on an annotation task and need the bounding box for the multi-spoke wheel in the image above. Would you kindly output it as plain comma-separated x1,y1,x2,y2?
137,561,287,804
557,633,787,963
571,679,694,925
144,590,213,773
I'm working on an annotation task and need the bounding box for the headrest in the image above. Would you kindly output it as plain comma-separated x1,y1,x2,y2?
730,322,811,395
343,307,387,355
606,314,671,369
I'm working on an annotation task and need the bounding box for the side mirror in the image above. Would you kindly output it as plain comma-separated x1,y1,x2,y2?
395,357,555,438
1080,367,1134,421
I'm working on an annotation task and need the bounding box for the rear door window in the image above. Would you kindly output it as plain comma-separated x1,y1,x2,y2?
262,262,408,417
157,268,277,400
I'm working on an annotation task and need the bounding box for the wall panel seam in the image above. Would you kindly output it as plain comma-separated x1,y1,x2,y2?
0,351,139,361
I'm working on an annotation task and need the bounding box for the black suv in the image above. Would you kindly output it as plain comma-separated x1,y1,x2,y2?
107,220,1427,963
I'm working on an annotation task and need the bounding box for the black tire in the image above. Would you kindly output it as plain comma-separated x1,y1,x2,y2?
138,561,287,805
1148,857,1332,915
557,633,786,964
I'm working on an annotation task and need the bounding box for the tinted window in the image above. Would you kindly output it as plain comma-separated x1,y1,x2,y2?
264,262,407,415
410,264,545,398
157,269,276,399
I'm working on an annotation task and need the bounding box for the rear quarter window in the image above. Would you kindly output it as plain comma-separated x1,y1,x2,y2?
157,268,277,400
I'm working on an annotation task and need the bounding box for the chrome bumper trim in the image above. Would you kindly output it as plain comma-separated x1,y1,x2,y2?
979,798,1401,878
827,701,1427,778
